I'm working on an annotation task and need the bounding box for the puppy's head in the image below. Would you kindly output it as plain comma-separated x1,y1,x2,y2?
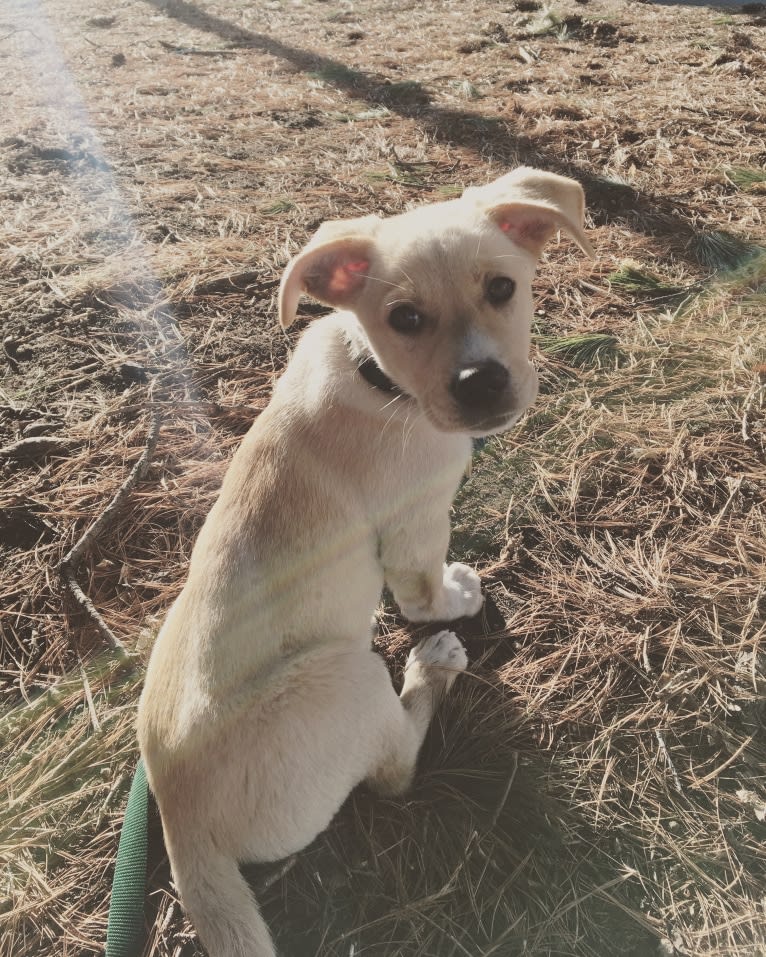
279,167,594,437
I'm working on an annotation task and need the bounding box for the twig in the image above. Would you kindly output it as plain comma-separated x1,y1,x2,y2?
159,900,176,936
487,752,519,831
0,435,75,461
80,660,102,732
741,376,764,443
0,28,42,42
96,771,128,828
654,729,684,794
693,734,754,787
59,406,162,652
255,855,297,894
640,629,684,794
159,39,236,57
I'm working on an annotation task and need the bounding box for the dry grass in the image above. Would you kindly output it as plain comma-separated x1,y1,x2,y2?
1,0,765,954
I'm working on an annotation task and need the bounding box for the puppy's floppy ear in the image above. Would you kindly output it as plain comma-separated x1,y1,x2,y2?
464,167,595,260
278,215,381,329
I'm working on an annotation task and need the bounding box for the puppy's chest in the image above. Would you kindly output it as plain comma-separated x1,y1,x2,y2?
360,434,471,525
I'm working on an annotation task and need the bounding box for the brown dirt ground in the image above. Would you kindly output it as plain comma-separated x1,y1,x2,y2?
2,0,764,672
1,0,765,955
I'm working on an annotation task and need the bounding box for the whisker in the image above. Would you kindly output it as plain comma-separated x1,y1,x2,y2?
399,406,414,453
402,406,427,456
380,392,404,414
358,274,409,292
379,395,406,440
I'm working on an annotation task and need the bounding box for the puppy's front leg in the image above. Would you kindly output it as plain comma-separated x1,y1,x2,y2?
381,520,483,623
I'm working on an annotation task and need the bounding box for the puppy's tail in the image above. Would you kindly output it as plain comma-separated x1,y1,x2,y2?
166,832,275,957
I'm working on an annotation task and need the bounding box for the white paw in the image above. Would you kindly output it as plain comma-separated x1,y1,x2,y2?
397,563,484,623
439,562,484,620
406,630,468,673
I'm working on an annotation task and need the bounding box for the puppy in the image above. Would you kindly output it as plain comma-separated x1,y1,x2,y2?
137,167,593,957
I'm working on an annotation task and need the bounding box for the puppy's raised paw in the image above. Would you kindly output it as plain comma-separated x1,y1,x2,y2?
407,630,468,675
398,563,483,623
440,562,483,620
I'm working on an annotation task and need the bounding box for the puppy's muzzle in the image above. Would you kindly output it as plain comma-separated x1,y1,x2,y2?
450,360,512,422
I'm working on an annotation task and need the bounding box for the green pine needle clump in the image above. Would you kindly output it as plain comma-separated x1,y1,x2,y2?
536,332,620,366
690,230,759,273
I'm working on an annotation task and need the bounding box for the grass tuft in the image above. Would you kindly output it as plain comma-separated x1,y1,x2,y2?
536,331,621,365
382,80,429,104
725,166,766,192
689,230,759,273
524,10,565,36
457,79,482,100
608,263,692,303
309,63,366,86
263,198,296,215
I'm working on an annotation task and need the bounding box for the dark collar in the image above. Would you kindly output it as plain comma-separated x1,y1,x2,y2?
356,354,409,398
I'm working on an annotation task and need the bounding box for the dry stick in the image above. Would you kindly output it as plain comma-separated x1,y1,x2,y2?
80,660,102,731
487,751,519,832
640,628,684,794
59,407,162,653
255,855,298,895
654,728,683,794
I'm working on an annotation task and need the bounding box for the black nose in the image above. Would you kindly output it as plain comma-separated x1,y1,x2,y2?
450,360,510,409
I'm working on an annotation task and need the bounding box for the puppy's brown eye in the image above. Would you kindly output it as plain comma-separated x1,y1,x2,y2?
486,276,516,305
388,304,424,335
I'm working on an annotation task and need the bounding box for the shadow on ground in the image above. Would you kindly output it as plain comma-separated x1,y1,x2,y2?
143,0,743,266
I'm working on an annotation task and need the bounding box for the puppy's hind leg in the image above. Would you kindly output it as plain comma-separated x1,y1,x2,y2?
161,822,276,957
367,631,467,797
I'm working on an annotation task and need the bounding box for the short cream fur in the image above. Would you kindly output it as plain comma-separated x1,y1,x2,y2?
138,168,593,957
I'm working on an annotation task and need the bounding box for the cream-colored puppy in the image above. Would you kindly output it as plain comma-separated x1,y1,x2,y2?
138,168,593,957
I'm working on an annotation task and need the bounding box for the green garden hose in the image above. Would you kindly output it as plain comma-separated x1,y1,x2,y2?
106,758,149,957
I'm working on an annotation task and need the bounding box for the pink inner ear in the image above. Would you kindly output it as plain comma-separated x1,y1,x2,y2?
497,213,550,245
326,258,370,296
